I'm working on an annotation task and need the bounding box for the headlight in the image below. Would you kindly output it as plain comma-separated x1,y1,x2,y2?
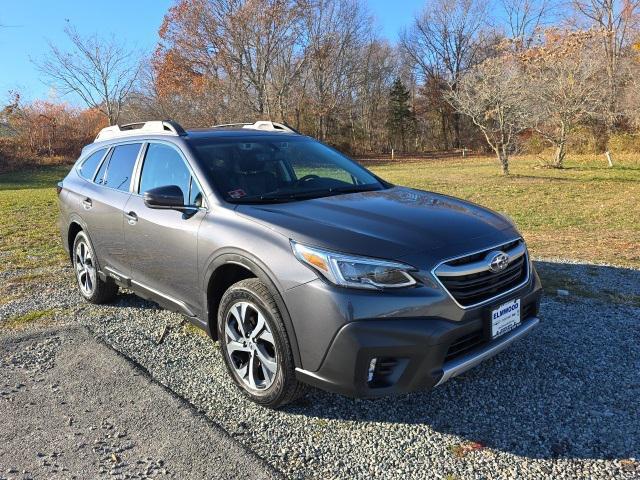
291,241,417,290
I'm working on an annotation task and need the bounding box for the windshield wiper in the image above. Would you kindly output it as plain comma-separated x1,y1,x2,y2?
324,184,380,195
231,184,381,204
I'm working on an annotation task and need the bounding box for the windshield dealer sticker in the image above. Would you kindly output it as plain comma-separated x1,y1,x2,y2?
228,188,247,199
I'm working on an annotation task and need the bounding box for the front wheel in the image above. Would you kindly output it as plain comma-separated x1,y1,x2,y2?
217,278,306,408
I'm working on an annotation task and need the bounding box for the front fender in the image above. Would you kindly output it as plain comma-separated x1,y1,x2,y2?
202,248,303,368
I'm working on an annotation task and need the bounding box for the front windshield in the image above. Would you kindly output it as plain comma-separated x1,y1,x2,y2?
189,136,385,203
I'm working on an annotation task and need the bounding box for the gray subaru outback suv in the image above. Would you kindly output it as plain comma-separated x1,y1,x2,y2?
58,120,542,408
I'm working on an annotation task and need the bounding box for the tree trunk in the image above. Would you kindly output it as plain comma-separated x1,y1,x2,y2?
497,146,509,175
553,123,567,168
605,150,613,167
452,111,461,149
440,110,449,150
553,143,566,168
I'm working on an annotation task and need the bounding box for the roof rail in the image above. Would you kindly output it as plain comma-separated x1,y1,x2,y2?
95,120,187,142
211,121,297,133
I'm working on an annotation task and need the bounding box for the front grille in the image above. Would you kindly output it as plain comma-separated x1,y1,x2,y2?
444,299,538,364
435,240,529,307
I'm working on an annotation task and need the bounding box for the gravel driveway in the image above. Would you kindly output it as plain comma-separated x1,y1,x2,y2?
1,260,639,479
0,326,279,480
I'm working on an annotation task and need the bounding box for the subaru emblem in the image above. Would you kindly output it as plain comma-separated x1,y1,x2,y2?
488,251,509,273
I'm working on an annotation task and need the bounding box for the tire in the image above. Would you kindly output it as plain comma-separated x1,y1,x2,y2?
72,230,118,304
217,278,306,408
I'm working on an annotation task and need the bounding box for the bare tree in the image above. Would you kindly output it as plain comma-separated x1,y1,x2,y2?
152,0,392,151
400,0,491,148
524,29,608,167
448,55,529,174
620,58,640,128
35,26,141,125
355,40,396,152
300,0,372,141
159,0,304,119
499,0,555,49
573,0,640,165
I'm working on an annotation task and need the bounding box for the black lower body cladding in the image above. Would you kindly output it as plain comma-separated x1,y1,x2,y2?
294,278,542,398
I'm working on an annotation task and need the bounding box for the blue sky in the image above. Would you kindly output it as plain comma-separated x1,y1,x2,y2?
0,0,425,104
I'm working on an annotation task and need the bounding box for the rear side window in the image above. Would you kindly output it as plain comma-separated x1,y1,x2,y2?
139,143,202,206
78,149,106,180
96,143,141,191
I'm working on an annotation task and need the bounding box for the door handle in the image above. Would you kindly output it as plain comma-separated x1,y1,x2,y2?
125,211,138,225
82,198,92,210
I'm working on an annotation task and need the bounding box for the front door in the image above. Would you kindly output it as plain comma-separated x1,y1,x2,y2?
123,142,207,316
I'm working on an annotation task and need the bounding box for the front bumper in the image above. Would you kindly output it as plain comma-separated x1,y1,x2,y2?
294,285,542,398
434,316,539,386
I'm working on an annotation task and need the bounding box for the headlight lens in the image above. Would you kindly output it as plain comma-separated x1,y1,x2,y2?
291,241,417,290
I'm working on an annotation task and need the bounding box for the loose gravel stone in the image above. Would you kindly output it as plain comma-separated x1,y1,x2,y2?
0,326,278,479
1,260,638,479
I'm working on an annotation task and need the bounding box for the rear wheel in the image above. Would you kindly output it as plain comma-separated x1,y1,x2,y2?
72,231,118,304
217,278,305,408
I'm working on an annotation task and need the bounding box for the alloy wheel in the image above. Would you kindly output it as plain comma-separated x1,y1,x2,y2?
75,239,96,296
224,301,278,391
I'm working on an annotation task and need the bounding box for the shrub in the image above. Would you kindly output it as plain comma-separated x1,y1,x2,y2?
608,133,640,153
1,94,107,173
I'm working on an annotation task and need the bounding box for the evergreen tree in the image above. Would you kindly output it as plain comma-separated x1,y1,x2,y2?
387,78,415,153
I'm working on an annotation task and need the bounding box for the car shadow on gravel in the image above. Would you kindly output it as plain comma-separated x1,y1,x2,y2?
103,292,161,310
283,261,640,462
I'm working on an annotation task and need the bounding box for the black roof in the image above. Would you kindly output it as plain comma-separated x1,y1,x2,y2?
184,128,303,140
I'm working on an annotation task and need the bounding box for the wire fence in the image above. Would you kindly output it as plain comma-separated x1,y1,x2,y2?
355,149,483,166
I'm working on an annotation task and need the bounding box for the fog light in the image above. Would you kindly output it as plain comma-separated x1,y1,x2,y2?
367,358,377,382
367,357,405,388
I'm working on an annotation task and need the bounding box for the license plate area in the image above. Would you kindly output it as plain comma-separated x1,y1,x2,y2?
487,298,521,339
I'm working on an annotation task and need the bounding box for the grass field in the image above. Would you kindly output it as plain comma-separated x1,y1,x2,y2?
0,155,638,273
0,165,70,271
367,154,640,268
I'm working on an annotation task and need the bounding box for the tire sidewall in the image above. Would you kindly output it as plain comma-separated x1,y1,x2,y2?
217,281,292,406
72,231,100,302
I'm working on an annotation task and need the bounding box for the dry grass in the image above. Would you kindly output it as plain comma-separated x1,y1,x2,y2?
366,153,640,268
0,166,69,270
1,308,57,330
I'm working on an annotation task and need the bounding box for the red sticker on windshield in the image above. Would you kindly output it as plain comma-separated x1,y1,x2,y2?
228,188,247,199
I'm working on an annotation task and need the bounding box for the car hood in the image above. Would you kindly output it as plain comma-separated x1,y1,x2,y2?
235,186,518,260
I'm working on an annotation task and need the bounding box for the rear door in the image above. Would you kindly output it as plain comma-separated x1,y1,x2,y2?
123,141,207,316
81,142,142,274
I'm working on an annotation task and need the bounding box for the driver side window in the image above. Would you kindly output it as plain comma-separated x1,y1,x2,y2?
139,143,204,207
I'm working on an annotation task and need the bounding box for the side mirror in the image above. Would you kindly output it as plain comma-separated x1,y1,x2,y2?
143,185,185,210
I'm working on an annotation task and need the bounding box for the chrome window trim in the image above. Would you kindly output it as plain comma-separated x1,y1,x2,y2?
431,238,531,310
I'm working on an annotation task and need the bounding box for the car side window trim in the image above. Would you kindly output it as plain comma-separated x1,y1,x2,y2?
130,142,148,195
93,147,114,184
75,147,111,183
133,140,208,210
91,141,144,193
